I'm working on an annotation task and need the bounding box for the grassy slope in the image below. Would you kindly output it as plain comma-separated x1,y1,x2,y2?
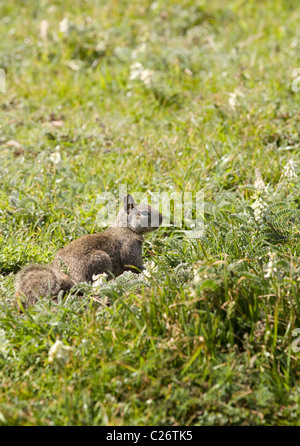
0,0,300,425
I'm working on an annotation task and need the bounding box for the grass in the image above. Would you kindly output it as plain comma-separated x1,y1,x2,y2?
1,0,300,425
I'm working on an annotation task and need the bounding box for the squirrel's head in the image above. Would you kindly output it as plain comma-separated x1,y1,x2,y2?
114,194,163,235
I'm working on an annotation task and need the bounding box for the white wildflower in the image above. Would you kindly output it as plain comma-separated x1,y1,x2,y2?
39,20,49,40
192,262,205,284
228,93,237,110
283,159,298,179
142,261,159,280
142,269,151,279
193,272,201,284
264,249,277,279
95,41,107,53
49,146,62,165
184,68,193,76
59,17,70,34
0,329,9,357
251,170,269,222
129,63,154,86
250,192,267,224
228,89,244,110
92,272,108,288
254,168,268,192
48,340,72,365
129,62,143,80
67,60,81,71
141,68,153,86
132,43,147,59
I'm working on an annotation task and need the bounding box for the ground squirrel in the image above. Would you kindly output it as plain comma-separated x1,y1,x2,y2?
15,194,163,306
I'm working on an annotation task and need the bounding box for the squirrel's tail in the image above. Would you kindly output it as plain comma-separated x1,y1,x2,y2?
15,264,74,308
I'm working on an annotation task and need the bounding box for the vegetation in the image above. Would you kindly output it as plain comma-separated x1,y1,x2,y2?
0,0,300,425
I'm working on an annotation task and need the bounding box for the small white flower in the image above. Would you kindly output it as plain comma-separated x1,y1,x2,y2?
228,93,237,110
67,60,81,71
59,17,70,34
48,340,72,365
193,272,201,284
129,62,143,80
142,269,151,279
132,43,147,59
49,151,62,165
184,68,193,76
92,273,108,288
129,63,154,86
95,41,107,53
264,249,277,279
151,2,159,10
142,261,159,280
139,69,154,86
228,89,244,110
283,159,298,179
40,20,49,40
250,193,267,224
192,262,203,284
254,168,268,192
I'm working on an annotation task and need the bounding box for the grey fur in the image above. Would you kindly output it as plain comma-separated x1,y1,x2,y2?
15,195,163,307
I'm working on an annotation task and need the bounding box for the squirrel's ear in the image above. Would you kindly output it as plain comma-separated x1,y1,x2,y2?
123,194,135,213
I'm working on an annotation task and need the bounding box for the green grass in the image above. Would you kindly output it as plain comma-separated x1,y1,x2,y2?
1,0,300,425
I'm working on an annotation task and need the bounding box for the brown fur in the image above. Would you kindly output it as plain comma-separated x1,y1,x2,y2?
15,195,163,307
